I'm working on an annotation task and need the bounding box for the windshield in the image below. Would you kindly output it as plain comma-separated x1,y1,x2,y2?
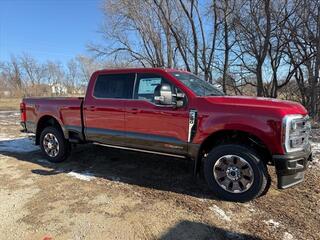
170,72,224,96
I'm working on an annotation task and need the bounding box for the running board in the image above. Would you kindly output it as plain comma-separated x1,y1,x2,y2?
93,142,187,159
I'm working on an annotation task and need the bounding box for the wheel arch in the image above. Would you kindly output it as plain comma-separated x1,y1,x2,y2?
193,129,273,175
36,115,67,145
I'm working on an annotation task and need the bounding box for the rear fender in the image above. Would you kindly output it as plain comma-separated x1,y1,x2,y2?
36,114,68,145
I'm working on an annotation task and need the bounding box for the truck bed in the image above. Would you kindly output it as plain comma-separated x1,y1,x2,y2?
22,97,84,136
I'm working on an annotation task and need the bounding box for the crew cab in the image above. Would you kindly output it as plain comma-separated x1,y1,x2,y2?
20,68,312,201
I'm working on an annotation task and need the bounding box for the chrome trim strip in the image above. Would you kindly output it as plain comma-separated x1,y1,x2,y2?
188,110,197,142
93,142,187,159
132,73,138,99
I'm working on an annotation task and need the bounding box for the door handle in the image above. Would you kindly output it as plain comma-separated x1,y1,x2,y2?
130,108,141,114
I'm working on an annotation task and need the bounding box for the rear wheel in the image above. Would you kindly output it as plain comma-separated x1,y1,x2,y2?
203,144,269,202
40,126,70,163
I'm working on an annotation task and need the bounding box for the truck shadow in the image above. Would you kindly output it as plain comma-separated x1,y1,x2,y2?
0,138,216,200
159,220,261,240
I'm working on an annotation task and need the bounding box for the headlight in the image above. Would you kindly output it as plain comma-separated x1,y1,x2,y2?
283,114,311,153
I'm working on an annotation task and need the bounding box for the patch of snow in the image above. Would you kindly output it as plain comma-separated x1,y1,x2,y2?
209,205,231,222
0,133,10,141
311,141,320,152
282,232,294,240
310,127,320,168
309,141,320,168
0,136,39,153
0,121,12,125
0,111,19,115
67,171,95,181
263,219,281,228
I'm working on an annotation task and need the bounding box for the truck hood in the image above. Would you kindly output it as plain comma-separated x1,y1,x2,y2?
201,96,308,116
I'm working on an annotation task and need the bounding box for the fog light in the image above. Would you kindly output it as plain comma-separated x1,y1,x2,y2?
287,160,297,168
290,137,305,148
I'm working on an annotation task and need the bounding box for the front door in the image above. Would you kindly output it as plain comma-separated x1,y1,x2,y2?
124,73,189,156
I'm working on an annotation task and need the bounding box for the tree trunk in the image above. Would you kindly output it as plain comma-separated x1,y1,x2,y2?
313,5,320,119
222,0,229,94
256,63,264,96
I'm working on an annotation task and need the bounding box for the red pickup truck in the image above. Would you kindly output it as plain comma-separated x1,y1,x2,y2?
20,68,312,201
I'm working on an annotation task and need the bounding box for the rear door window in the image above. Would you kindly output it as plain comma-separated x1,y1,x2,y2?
94,73,135,99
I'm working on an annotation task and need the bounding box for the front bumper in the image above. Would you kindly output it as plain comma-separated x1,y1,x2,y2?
273,144,312,189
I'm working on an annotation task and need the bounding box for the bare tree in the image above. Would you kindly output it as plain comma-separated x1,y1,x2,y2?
65,59,79,94
264,0,301,98
1,0,319,119
91,0,220,81
76,55,102,84
216,0,238,93
0,56,24,96
89,0,169,67
233,0,271,96
20,54,46,95
283,0,320,117
152,0,220,81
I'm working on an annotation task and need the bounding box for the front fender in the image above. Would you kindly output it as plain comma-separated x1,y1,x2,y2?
193,114,283,155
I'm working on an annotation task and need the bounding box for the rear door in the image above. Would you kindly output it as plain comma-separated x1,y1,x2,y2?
124,72,189,156
84,73,135,145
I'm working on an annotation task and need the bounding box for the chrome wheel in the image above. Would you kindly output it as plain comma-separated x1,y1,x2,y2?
213,155,254,193
43,133,60,157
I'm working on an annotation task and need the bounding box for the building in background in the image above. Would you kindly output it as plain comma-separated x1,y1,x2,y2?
50,83,68,95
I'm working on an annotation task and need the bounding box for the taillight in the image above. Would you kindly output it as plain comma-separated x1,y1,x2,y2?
20,102,26,122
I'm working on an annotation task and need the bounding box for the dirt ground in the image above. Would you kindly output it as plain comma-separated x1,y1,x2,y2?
0,111,319,240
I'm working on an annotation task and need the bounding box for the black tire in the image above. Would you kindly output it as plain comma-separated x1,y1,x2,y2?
203,144,269,202
40,126,70,163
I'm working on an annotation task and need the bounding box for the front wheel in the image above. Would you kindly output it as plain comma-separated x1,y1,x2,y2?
40,126,70,163
203,144,269,202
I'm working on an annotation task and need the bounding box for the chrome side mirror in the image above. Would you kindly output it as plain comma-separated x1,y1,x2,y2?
154,83,173,105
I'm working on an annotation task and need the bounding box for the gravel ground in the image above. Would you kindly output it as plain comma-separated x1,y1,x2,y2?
0,111,319,240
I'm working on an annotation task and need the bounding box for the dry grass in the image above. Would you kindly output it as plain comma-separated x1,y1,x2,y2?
0,98,21,111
